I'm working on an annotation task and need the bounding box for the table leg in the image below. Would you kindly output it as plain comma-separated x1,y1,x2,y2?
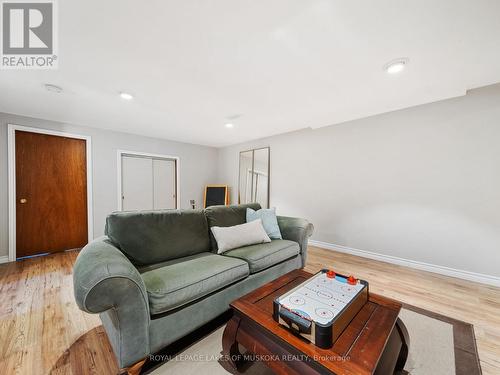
222,315,244,370
394,317,410,371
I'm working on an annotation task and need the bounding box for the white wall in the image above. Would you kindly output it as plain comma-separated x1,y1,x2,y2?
2,84,500,280
0,112,218,258
217,83,500,278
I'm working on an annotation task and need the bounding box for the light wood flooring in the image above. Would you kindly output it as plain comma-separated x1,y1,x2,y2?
0,246,499,374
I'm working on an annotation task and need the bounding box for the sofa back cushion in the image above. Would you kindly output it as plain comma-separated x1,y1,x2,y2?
204,203,261,251
105,209,210,266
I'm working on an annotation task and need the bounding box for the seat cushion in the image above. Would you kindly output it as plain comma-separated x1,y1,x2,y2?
223,240,300,273
140,252,249,315
105,209,210,266
204,203,262,251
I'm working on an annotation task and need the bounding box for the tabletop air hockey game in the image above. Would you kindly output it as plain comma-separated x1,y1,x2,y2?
273,269,369,348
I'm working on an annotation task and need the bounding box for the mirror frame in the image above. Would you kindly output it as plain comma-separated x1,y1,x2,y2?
238,146,270,208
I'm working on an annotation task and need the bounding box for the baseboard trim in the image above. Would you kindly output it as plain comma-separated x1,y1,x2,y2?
0,255,10,264
308,240,500,287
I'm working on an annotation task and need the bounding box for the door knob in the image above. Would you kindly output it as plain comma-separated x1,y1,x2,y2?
20,198,27,204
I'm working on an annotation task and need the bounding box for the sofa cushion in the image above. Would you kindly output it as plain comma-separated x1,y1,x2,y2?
204,203,262,251
140,252,249,315
223,239,300,273
105,209,210,266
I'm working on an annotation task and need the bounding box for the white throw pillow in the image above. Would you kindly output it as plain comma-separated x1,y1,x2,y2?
211,219,271,254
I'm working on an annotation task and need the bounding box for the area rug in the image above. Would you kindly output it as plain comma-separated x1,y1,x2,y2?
145,304,481,375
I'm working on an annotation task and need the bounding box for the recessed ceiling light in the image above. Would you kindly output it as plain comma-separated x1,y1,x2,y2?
384,58,409,74
119,92,134,100
44,83,63,93
225,123,234,128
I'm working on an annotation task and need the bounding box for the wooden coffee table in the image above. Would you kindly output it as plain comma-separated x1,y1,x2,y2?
222,269,409,375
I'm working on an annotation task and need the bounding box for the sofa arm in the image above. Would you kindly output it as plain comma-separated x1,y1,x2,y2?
277,216,314,268
73,237,150,368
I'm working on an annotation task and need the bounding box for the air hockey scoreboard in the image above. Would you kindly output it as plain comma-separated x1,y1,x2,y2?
273,269,369,349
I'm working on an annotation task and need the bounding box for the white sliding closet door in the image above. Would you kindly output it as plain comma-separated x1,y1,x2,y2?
153,159,176,209
121,155,177,211
122,156,153,210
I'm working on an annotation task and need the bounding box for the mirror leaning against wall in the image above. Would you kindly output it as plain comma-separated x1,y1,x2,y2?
238,147,270,208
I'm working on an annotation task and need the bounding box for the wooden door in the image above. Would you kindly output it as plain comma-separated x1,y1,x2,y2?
15,131,88,258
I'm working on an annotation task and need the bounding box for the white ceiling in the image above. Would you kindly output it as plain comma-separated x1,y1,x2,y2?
1,0,500,147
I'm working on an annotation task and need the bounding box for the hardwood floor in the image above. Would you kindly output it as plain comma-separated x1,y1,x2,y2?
0,246,499,374
0,251,115,375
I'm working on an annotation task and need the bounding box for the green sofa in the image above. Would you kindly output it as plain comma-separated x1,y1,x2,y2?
73,203,313,370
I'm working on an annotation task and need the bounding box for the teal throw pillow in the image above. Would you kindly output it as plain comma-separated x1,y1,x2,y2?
246,207,282,240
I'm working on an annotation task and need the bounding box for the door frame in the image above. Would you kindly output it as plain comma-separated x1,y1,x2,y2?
7,124,94,262
116,149,180,210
